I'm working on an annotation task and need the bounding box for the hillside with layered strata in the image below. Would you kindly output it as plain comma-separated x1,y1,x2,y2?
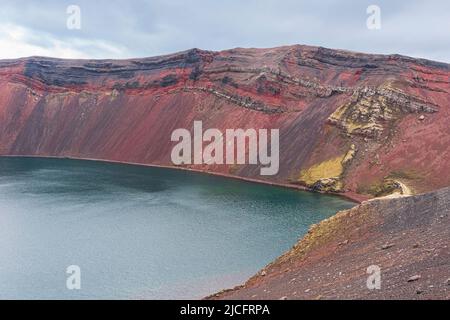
1,45,450,200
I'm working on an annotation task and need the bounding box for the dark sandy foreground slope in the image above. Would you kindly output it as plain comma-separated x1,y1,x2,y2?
210,188,450,300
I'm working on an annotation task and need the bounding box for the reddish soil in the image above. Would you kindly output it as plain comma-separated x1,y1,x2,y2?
1,45,449,300
1,45,449,199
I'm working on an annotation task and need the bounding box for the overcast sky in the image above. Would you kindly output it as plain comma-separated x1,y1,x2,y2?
0,0,449,62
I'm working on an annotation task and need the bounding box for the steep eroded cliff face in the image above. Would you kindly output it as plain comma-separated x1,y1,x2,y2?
1,45,450,199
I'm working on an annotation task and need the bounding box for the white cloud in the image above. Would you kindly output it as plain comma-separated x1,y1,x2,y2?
0,1,449,62
0,23,129,59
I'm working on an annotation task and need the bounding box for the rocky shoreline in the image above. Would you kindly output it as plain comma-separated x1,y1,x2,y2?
0,154,365,203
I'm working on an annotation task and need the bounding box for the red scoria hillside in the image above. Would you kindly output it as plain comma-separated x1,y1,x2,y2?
0,45,449,200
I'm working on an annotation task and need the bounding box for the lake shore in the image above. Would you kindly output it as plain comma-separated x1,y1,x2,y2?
0,154,365,204
0,156,354,299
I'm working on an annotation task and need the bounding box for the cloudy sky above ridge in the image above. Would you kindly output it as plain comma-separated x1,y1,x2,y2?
0,0,449,63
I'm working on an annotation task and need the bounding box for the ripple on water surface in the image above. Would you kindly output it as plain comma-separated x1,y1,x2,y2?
0,157,354,299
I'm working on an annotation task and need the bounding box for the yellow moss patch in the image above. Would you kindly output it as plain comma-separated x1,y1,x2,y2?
329,103,347,121
357,179,402,197
342,144,356,165
327,84,399,138
299,155,345,185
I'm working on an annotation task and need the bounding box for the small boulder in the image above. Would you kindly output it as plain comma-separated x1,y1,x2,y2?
381,243,395,250
407,275,421,282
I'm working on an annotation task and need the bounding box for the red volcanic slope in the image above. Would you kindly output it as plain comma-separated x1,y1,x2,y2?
210,187,450,300
0,45,449,199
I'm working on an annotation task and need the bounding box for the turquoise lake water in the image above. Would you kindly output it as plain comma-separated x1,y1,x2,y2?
0,157,353,299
